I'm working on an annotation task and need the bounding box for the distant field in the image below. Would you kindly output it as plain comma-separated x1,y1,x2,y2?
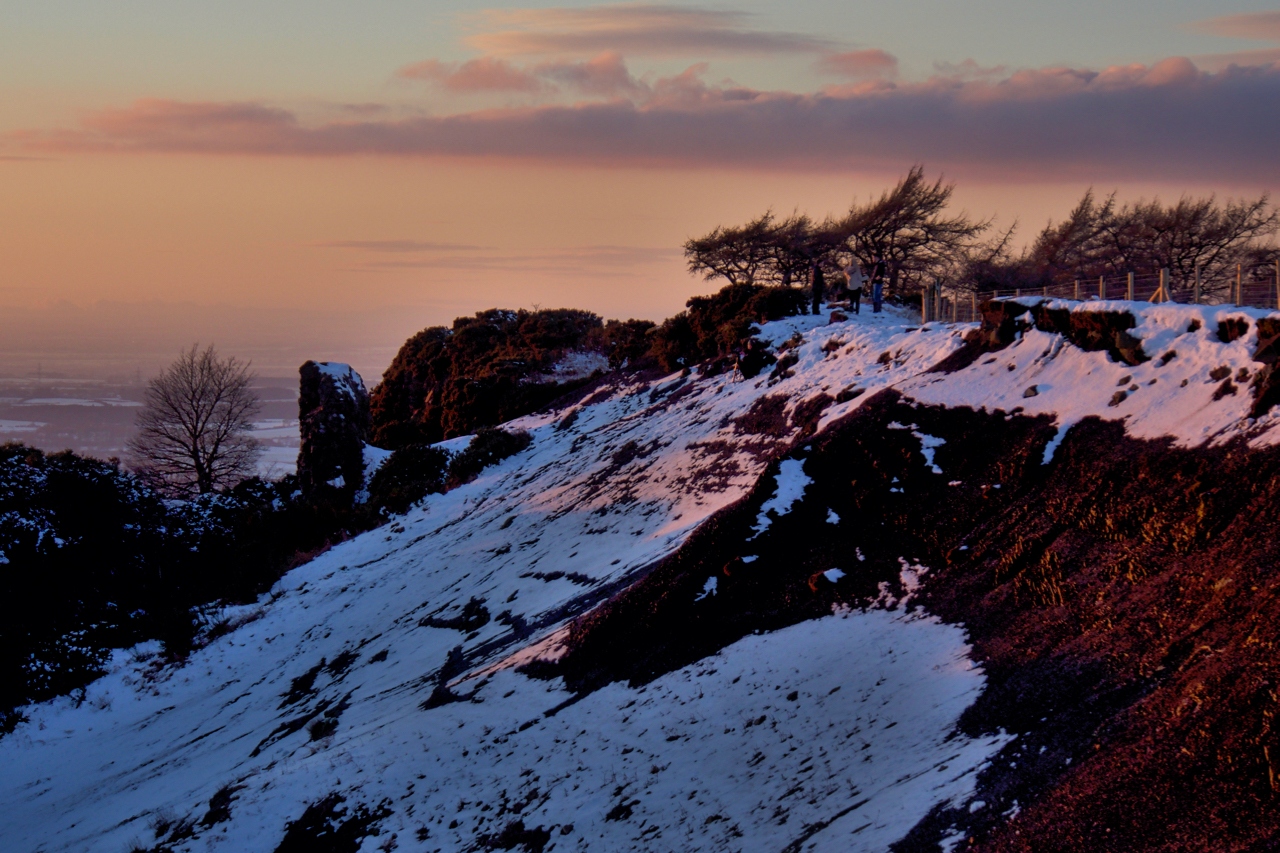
0,378,300,475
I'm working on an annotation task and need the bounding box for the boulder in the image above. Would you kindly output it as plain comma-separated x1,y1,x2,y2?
297,361,371,500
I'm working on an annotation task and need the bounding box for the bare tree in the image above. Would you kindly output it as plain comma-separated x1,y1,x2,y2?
835,165,992,296
684,166,995,298
1023,189,1278,295
684,211,780,286
1023,189,1117,283
129,344,262,497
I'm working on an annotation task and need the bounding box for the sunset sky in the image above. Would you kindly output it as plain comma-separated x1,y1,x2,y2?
3,1,1279,381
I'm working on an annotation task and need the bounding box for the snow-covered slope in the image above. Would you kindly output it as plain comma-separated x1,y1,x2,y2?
4,299,1278,853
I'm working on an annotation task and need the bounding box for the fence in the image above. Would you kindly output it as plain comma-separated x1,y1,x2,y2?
917,262,1280,325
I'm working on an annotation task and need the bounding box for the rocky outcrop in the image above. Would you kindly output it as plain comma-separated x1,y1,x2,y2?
297,362,370,500
936,298,1149,372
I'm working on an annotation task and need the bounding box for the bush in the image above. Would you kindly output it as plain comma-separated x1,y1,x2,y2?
366,445,451,514
370,308,605,449
446,428,534,487
594,318,657,370
747,285,808,322
650,283,805,372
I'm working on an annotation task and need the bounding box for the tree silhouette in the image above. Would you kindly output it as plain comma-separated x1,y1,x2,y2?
1023,190,1278,294
128,344,261,497
835,165,990,295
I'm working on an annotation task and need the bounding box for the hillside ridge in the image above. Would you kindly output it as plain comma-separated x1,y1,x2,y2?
3,299,1278,852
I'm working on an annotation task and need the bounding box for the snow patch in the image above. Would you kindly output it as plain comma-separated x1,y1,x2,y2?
1042,419,1077,465
748,458,811,539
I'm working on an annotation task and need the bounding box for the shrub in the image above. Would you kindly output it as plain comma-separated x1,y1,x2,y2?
649,284,804,372
366,445,451,514
370,308,604,448
593,318,657,370
447,428,534,487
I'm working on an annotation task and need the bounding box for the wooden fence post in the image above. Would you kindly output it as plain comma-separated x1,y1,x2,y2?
1275,260,1279,310
971,291,977,321
1158,268,1168,302
952,291,958,323
1074,279,1080,301
1194,265,1201,305
1126,272,1134,301
1099,275,1105,299
1237,264,1243,307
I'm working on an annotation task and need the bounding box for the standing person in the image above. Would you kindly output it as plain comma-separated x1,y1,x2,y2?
810,260,826,316
870,256,887,314
844,258,865,315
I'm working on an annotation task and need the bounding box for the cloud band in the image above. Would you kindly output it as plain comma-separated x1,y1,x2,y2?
12,59,1280,184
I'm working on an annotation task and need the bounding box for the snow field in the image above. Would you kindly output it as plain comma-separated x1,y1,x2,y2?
5,297,1276,852
908,299,1280,448
338,610,1009,853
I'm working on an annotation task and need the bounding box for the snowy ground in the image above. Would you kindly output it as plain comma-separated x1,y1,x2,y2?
905,299,1280,449
14,397,141,407
3,298,1276,853
252,418,301,477
0,419,45,434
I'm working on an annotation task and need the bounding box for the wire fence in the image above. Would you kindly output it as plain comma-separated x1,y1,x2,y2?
918,266,1280,325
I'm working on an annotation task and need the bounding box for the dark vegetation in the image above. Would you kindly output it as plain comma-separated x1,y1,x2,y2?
0,428,533,724
370,308,613,448
684,165,1007,297
685,164,1278,298
365,443,451,515
273,793,392,853
546,387,1280,851
370,290,807,449
128,344,262,497
1,277,812,722
1010,188,1278,297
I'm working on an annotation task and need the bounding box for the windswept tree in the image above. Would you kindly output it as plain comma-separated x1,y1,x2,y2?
1023,189,1117,284
1024,189,1278,294
684,166,999,298
129,344,261,497
835,165,991,295
761,211,820,287
684,211,781,286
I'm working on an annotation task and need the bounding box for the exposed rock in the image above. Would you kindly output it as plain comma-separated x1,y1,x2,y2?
933,298,1150,373
1217,315,1251,343
297,361,371,500
1249,317,1280,417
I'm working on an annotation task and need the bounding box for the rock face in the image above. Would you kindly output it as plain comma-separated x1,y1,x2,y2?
297,361,370,499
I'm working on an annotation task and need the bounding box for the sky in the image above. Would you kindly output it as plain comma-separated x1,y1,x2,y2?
3,0,1279,382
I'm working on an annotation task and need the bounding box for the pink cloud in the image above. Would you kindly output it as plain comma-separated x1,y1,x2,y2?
399,52,645,98
1193,47,1280,72
817,50,898,79
931,59,1007,80
537,52,647,97
465,3,837,57
1190,12,1280,42
397,57,544,93
14,59,1280,184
